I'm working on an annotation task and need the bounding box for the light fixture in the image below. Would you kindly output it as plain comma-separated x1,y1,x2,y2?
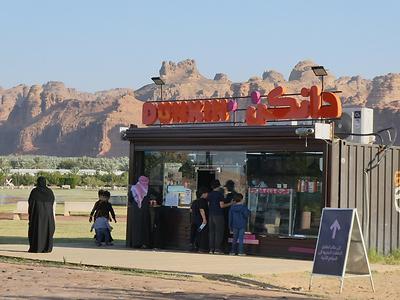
311,66,328,91
311,66,328,77
151,77,165,101
151,77,165,85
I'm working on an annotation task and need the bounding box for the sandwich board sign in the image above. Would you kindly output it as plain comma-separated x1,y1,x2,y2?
309,208,375,293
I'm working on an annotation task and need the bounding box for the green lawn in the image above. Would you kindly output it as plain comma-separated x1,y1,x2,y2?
0,204,127,216
0,187,127,202
0,187,128,215
0,219,126,244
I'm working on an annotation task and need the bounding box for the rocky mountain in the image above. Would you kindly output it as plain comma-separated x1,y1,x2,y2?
0,59,399,157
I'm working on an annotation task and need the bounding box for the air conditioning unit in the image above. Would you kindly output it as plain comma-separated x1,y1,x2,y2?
334,107,374,144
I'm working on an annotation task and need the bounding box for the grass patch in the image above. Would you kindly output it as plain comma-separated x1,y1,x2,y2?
0,187,127,202
368,249,400,265
0,187,128,216
0,203,18,213
0,219,126,244
0,203,127,216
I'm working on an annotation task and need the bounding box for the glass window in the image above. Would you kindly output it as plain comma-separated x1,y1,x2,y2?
143,151,246,206
143,150,324,237
246,152,324,237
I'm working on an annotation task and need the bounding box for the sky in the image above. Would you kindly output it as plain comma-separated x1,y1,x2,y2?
0,0,399,92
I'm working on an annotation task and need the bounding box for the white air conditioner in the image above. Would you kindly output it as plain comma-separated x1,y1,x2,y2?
334,107,374,144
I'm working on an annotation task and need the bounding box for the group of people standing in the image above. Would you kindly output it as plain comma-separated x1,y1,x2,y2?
27,175,249,256
190,179,250,256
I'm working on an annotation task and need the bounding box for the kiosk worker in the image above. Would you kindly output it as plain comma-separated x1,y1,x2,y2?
28,176,55,253
208,180,232,254
130,176,151,248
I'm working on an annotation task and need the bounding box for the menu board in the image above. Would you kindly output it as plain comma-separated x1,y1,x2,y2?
164,185,192,207
165,192,179,207
310,208,374,293
163,163,182,197
312,209,353,276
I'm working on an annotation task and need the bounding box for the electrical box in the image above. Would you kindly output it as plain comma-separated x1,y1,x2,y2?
314,123,333,140
339,107,374,144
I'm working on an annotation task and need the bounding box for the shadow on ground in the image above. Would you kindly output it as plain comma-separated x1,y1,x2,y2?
0,236,126,250
1,285,317,300
203,274,314,298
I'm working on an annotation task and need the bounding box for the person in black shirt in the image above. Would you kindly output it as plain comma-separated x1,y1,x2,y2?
208,180,232,254
89,190,117,244
89,190,117,223
190,186,209,252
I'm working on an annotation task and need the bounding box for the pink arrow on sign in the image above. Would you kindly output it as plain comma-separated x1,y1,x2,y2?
330,219,341,239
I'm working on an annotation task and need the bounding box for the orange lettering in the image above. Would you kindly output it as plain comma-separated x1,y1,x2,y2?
188,101,204,122
158,102,173,124
213,99,230,122
171,101,189,123
256,103,274,123
142,85,342,126
142,102,158,125
268,86,309,119
308,86,322,118
395,171,400,187
246,106,263,125
319,92,342,118
203,101,214,122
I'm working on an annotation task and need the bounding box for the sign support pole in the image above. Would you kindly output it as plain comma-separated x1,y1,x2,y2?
354,211,375,293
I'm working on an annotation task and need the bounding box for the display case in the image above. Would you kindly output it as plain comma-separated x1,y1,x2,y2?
292,191,323,237
248,187,293,235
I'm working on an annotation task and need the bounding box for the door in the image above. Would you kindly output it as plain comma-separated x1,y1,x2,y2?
197,170,216,192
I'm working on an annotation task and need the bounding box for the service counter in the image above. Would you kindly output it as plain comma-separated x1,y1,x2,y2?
150,206,191,249
146,205,315,259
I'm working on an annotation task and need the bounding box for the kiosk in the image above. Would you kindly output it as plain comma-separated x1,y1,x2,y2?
124,85,400,258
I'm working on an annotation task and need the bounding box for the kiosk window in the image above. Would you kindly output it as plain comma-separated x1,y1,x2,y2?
143,151,246,206
246,152,324,237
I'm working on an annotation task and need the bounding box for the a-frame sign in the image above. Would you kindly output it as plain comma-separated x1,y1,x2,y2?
309,208,375,293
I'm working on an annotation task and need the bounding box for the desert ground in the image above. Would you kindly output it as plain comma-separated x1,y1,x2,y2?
1,256,400,299
1,188,400,299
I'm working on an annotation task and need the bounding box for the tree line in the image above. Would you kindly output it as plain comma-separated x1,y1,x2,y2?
0,155,129,188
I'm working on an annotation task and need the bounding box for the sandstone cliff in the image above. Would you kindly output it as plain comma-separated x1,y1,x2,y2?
0,59,399,157
0,82,141,156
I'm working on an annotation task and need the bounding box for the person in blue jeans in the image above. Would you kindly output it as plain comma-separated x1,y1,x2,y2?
229,193,250,256
91,216,113,246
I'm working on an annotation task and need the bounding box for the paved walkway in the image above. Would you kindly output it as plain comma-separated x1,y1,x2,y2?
0,242,313,276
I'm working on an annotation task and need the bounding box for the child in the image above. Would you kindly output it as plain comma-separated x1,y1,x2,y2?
89,190,116,245
229,193,250,256
89,190,117,223
91,215,113,246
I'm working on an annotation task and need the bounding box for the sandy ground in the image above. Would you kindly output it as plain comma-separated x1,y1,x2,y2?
0,261,312,300
1,260,399,300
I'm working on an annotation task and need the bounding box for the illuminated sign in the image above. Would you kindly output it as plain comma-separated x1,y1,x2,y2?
142,85,342,126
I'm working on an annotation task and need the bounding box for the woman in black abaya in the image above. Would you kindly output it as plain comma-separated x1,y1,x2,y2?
28,176,55,253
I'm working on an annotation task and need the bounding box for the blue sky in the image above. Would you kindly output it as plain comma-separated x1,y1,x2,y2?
0,0,399,92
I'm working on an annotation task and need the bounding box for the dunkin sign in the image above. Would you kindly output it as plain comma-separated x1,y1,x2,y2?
142,85,342,126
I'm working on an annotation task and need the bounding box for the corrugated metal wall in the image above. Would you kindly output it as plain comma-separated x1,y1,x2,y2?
329,140,400,254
